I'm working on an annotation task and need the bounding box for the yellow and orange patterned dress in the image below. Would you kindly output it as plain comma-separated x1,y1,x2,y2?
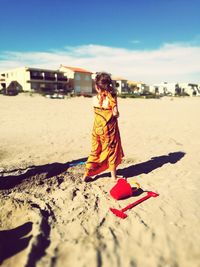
84,92,124,177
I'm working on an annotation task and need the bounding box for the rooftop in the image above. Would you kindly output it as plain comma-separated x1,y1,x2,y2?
60,65,93,74
127,80,145,85
112,76,128,81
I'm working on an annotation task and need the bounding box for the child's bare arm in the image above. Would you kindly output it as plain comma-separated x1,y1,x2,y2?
112,105,119,118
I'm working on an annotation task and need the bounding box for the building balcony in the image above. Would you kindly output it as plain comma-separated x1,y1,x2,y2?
30,75,44,80
57,77,68,81
0,74,6,81
44,76,56,81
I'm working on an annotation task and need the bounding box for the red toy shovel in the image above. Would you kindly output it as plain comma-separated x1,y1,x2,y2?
110,191,159,219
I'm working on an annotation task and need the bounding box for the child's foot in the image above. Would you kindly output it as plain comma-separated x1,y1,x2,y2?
111,176,117,181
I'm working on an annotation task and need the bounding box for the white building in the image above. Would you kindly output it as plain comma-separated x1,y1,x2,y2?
127,80,149,94
0,67,68,93
179,83,200,96
150,82,200,96
112,76,129,94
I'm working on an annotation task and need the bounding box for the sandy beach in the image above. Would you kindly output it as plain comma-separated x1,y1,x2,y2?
0,93,200,267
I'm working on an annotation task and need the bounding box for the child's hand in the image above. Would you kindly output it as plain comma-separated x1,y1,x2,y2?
112,106,119,118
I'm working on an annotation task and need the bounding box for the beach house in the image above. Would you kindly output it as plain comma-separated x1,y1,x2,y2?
0,67,68,94
127,80,149,94
59,65,93,94
179,83,200,96
150,82,200,96
149,82,172,95
112,76,129,94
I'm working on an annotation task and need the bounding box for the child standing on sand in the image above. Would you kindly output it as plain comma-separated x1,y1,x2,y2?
83,72,124,182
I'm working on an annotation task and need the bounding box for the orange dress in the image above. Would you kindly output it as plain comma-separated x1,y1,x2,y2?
84,92,124,177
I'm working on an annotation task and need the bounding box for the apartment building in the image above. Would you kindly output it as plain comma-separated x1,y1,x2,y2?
112,76,129,94
0,67,68,93
59,65,93,94
150,82,200,96
179,83,200,96
127,80,149,94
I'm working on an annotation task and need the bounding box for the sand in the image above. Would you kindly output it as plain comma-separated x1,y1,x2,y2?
0,93,200,267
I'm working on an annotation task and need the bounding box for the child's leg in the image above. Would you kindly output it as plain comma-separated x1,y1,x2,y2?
111,167,124,181
111,168,117,180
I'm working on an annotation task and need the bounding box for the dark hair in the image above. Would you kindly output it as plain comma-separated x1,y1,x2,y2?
95,72,116,96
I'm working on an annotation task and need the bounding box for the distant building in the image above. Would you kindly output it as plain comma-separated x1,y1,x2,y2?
0,67,68,93
179,83,200,96
150,82,200,96
127,80,149,94
112,76,129,94
59,65,93,94
149,82,175,95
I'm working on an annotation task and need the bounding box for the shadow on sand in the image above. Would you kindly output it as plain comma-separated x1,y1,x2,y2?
96,151,185,179
0,222,33,264
0,157,87,190
0,152,186,188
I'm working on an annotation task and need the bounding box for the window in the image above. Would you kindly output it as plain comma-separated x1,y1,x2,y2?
31,82,38,90
75,85,81,92
82,86,91,92
75,73,81,80
85,75,90,81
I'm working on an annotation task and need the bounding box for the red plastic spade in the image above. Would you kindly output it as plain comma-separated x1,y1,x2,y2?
110,191,159,219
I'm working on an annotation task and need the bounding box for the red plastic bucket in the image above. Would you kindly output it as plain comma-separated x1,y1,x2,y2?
110,179,133,200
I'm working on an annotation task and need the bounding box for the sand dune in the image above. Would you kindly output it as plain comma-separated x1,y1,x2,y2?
0,94,200,267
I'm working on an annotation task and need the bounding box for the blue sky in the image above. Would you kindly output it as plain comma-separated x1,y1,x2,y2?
0,0,200,83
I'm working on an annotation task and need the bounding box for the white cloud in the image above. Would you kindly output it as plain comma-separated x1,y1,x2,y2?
0,42,200,84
